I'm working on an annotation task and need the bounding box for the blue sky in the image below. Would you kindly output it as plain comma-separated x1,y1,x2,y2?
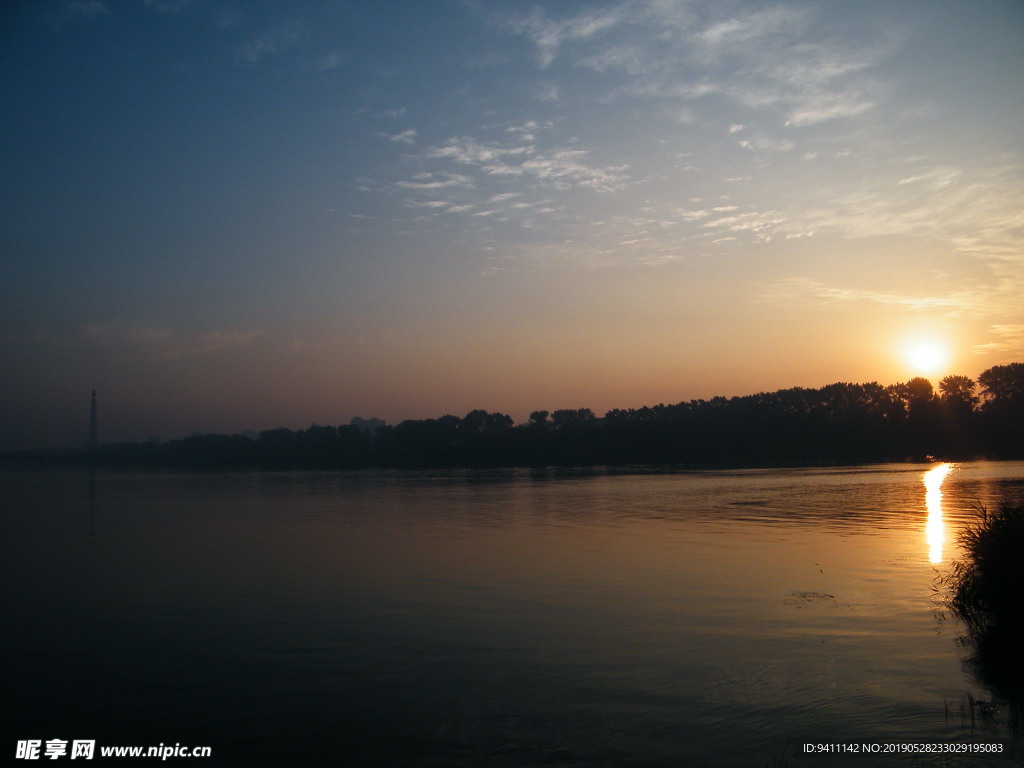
2,0,1022,448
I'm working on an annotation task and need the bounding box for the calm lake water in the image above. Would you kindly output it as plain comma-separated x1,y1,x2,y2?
4,461,1024,766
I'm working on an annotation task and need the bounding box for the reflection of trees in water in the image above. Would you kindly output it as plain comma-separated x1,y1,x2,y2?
943,499,1024,737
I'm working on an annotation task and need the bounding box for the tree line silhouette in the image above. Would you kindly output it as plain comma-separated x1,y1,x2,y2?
95,362,1024,469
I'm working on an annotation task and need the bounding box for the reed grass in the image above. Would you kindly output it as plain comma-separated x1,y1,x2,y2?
942,497,1024,731
946,498,1024,632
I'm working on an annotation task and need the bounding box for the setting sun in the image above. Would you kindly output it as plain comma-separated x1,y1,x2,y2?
905,340,950,376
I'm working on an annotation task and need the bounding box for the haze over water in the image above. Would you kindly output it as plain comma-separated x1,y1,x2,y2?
4,461,1024,765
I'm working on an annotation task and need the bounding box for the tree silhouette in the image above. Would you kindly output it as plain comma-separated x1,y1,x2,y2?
89,363,1022,469
551,408,595,430
939,375,979,408
978,363,1024,450
979,363,1024,404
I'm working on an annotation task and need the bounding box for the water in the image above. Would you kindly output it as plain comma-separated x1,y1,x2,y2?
3,461,1023,766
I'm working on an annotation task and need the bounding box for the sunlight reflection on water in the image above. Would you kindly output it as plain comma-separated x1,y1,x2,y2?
924,463,954,563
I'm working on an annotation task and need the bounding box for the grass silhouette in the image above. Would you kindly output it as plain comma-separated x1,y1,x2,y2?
947,499,1024,631
943,498,1024,733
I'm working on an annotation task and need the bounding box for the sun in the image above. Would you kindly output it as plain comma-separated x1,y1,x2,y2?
905,340,950,376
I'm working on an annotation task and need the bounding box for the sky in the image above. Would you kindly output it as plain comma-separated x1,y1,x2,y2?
1,0,1022,449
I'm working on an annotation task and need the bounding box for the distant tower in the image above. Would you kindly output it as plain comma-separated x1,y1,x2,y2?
88,390,98,451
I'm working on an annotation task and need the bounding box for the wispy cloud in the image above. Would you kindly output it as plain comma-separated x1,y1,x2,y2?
522,149,629,191
214,8,244,31
421,126,628,192
507,5,627,68
536,82,560,102
84,324,261,360
396,172,475,191
379,129,417,144
786,160,1024,261
378,116,634,246
973,325,1024,356
235,21,307,65
738,136,795,153
85,324,173,347
59,0,109,22
188,330,262,356
698,7,804,46
353,2,1018,279
760,277,981,314
142,0,191,13
500,1,889,127
701,209,786,241
426,136,532,169
316,50,345,70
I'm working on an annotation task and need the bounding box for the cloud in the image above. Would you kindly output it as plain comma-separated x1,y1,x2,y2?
421,128,629,192
316,50,345,70
786,160,1024,262
215,9,244,31
357,2,1016,278
84,324,173,346
760,277,980,314
380,129,417,144
396,172,474,191
973,325,1024,356
235,22,307,66
83,324,261,360
60,0,109,21
698,7,804,46
897,167,961,187
142,0,191,13
785,93,875,126
520,149,629,191
188,330,261,356
738,136,795,152
508,5,627,68
536,82,560,102
427,136,531,169
500,1,889,127
579,43,649,76
507,120,546,141
406,200,449,209
698,207,786,242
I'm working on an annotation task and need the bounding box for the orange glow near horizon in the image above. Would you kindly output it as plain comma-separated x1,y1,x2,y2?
924,463,953,564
